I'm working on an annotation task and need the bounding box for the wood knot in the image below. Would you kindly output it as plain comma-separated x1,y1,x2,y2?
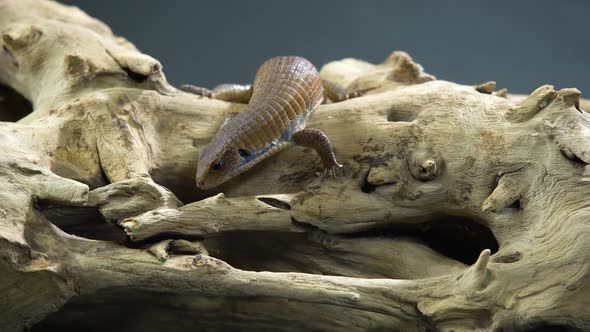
506,85,556,123
409,154,441,181
65,54,90,77
419,159,437,177
557,88,581,111
384,51,435,83
474,81,496,94
2,24,42,50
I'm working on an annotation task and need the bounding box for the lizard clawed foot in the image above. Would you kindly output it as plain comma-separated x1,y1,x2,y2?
306,164,345,190
148,239,208,262
180,84,213,98
323,163,345,178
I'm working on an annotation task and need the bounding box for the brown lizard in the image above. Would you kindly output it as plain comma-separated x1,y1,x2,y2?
182,56,370,190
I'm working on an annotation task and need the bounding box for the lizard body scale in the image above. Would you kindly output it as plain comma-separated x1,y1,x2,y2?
185,56,365,190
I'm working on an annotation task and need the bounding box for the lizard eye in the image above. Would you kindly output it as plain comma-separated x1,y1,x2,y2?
211,160,223,170
238,149,251,158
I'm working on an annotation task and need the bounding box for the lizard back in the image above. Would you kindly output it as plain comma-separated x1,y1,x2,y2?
195,56,326,189
220,56,324,152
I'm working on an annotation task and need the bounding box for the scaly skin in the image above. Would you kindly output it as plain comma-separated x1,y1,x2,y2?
190,56,344,190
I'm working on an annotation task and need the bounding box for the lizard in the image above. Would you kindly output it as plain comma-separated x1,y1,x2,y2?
182,56,371,190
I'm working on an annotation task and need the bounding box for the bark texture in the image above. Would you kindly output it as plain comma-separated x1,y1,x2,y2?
1,1,589,331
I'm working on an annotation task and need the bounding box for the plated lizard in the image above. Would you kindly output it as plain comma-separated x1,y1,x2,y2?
182,56,370,189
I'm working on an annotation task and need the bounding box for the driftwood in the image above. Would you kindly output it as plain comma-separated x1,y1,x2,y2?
1,0,590,331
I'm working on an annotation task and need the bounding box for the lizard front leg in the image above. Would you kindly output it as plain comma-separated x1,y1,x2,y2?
181,83,253,103
293,128,343,176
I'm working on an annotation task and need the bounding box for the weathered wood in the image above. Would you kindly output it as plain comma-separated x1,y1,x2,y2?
1,1,590,331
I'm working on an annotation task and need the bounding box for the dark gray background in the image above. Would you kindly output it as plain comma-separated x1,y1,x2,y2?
60,1,589,95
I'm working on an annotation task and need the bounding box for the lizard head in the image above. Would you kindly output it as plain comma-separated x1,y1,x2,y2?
195,140,242,190
196,137,257,189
